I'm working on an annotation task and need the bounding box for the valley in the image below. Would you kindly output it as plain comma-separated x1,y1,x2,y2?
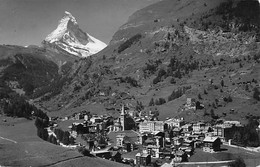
0,0,260,166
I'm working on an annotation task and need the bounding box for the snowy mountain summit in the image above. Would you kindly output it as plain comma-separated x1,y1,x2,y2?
43,11,107,57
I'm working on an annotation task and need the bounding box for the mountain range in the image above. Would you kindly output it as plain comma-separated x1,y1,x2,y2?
0,11,106,98
1,0,260,123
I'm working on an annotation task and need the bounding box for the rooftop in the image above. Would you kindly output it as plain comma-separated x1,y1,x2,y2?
203,136,219,142
136,152,150,157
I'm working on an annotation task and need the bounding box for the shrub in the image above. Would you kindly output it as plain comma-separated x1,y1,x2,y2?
149,98,155,106
253,87,260,101
170,78,176,84
155,98,166,105
168,86,191,102
118,34,142,53
221,80,224,87
120,76,139,87
153,77,161,84
228,157,246,167
78,147,91,156
37,127,48,141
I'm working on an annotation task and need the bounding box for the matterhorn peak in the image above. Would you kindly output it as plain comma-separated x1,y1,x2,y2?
43,11,107,57
62,11,78,25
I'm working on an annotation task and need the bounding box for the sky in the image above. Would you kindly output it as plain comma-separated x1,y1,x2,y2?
0,0,160,46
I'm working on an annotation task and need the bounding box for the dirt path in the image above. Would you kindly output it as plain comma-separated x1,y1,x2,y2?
40,155,84,167
0,136,18,144
174,160,234,166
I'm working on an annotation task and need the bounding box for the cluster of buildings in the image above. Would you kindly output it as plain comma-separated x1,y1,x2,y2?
133,119,245,166
50,104,252,166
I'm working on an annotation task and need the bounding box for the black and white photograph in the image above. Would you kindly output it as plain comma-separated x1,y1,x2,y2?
0,0,260,166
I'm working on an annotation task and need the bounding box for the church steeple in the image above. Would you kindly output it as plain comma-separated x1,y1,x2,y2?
120,104,126,131
121,104,125,116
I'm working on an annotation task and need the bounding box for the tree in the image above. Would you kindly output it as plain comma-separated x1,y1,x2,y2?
196,101,202,110
151,160,160,167
253,88,260,101
245,84,249,91
54,129,64,141
170,78,176,84
35,117,42,128
153,77,160,84
232,131,242,145
198,93,202,100
78,147,91,156
149,98,155,106
227,95,233,102
136,101,144,111
181,153,188,162
155,98,166,105
210,109,215,118
228,157,246,167
37,128,48,141
221,80,224,87
204,109,209,116
212,102,217,109
51,135,58,145
69,136,75,145
62,131,70,145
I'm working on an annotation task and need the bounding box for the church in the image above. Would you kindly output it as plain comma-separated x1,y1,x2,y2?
111,105,135,132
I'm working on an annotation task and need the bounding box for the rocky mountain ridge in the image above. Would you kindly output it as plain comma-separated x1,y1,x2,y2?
43,11,107,58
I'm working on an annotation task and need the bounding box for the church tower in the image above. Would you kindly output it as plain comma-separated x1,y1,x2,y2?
120,104,126,131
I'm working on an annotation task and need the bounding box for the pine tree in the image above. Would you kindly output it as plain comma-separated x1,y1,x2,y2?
232,131,242,145
221,80,224,87
253,88,260,101
149,98,155,106
198,93,202,99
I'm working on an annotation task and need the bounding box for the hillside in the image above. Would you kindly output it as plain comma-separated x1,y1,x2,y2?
0,118,126,167
38,0,260,123
0,44,77,98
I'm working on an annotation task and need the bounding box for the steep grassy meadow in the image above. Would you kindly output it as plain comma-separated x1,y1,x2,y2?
0,117,126,167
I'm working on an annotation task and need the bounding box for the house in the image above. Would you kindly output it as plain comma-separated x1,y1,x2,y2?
124,141,135,152
155,136,164,148
88,124,99,133
71,123,89,135
110,120,123,132
165,118,185,128
213,124,243,142
139,121,165,133
84,115,89,121
91,150,111,159
192,122,209,134
90,116,102,124
203,136,222,153
172,137,184,147
172,127,182,137
173,150,188,162
181,124,192,135
75,113,83,120
145,145,160,158
223,120,242,127
183,98,196,110
116,134,126,147
136,152,151,167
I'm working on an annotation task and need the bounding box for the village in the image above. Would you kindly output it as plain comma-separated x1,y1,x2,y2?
46,98,260,167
